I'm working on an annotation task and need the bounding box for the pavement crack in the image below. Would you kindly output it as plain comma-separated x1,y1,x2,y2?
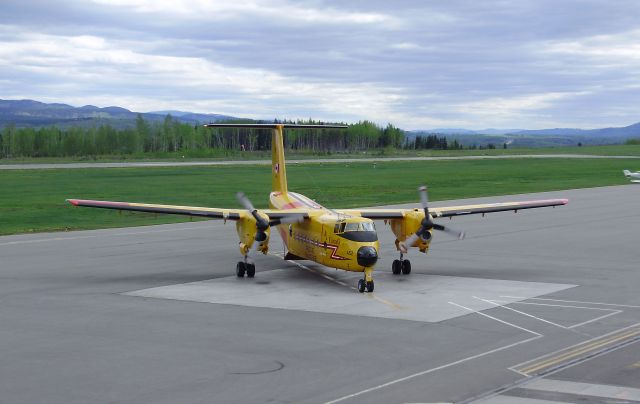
229,360,285,375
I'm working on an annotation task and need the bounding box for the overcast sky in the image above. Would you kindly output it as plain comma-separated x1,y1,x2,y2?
1,0,639,129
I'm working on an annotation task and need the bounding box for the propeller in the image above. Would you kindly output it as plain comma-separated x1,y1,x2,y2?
400,185,465,253
236,192,304,259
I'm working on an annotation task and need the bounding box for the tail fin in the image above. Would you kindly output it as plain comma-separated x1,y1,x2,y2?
271,125,287,194
624,170,631,177
203,123,347,195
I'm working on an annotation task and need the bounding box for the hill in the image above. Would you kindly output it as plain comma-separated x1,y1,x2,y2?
0,99,239,129
410,121,640,147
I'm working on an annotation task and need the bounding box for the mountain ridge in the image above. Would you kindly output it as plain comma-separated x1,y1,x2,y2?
0,99,239,128
2,99,639,145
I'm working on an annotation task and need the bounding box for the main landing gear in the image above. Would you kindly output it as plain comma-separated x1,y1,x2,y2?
236,259,256,278
392,253,411,275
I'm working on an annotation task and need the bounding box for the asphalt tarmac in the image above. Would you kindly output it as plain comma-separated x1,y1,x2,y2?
1,153,638,170
1,185,639,403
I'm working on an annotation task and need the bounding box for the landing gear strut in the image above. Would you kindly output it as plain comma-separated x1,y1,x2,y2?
392,253,411,275
236,258,256,278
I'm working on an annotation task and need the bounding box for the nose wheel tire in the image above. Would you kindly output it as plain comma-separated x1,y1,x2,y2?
358,279,375,293
236,262,246,278
401,260,412,274
366,280,374,293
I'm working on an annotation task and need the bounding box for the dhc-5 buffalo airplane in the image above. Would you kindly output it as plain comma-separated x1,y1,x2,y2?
67,124,568,293
623,170,640,183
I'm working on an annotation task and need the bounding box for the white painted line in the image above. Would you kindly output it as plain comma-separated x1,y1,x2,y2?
449,301,542,336
567,310,622,329
480,396,569,404
500,296,640,309
488,298,622,329
493,299,620,312
475,297,568,329
324,335,541,404
522,378,640,401
509,322,640,371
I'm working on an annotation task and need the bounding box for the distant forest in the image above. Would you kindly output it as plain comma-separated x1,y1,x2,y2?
0,115,463,158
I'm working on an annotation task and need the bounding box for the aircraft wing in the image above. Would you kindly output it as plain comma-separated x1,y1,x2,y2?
66,199,309,220
339,198,568,219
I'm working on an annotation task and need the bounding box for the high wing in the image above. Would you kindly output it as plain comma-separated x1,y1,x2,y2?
338,198,569,219
66,199,309,220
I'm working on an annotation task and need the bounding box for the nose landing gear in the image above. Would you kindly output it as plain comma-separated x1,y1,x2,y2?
358,268,375,293
357,279,374,293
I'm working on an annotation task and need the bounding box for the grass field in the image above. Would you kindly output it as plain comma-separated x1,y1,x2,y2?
1,144,639,164
0,157,636,235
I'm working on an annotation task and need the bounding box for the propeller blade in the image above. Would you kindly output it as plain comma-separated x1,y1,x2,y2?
418,185,429,211
237,191,269,228
269,215,305,226
400,233,419,253
236,191,255,212
433,223,465,240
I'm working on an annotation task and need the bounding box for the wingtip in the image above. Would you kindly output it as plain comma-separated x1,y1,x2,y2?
560,198,569,205
66,199,79,206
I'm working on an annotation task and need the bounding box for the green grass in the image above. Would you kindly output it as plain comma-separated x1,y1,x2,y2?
0,157,636,235
1,144,639,164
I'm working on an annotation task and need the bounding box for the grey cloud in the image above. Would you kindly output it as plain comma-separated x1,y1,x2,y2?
1,0,639,129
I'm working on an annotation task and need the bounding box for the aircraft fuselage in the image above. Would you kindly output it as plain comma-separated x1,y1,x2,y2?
270,191,379,272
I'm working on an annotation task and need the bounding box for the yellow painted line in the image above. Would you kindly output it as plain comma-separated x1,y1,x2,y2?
520,328,640,374
367,293,404,310
267,253,404,310
518,327,640,375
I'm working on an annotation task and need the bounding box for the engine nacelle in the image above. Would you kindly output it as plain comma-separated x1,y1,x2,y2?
389,209,432,253
235,213,270,256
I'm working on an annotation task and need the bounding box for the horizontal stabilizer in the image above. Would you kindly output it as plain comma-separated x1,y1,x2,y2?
203,123,347,129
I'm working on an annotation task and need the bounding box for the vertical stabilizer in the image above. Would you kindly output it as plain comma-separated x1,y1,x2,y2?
202,123,347,195
272,125,288,194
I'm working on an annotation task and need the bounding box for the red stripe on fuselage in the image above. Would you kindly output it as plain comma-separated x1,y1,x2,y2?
279,201,305,209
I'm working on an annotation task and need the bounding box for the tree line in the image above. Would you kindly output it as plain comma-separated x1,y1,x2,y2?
405,134,464,150
0,115,410,158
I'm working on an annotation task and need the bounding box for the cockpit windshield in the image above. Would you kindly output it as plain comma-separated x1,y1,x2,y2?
335,221,376,233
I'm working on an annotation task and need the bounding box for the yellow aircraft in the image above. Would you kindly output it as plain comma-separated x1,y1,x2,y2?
67,124,568,293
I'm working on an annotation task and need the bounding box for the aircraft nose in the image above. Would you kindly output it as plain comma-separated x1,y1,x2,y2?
357,246,378,267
